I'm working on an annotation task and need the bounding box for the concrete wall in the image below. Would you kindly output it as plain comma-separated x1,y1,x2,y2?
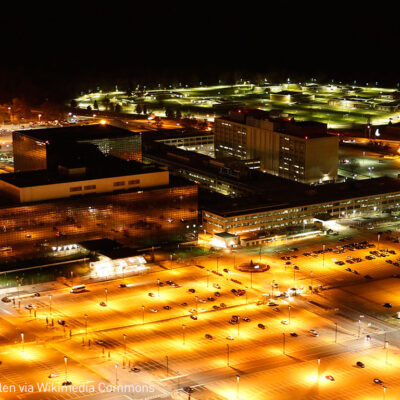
304,136,339,183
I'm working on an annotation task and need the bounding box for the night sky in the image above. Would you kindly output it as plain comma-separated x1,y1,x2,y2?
0,3,399,103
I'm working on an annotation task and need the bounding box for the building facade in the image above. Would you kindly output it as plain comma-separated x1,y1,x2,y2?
13,124,142,172
203,179,400,236
214,110,338,184
0,178,197,258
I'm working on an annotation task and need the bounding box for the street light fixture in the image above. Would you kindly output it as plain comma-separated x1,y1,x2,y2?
115,364,118,386
236,375,240,400
64,356,69,384
84,314,88,336
21,332,24,352
105,288,108,306
142,305,145,324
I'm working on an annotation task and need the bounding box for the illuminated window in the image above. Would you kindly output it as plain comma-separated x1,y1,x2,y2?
70,186,82,192
113,181,125,187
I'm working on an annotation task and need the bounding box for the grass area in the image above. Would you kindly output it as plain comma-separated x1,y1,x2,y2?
0,259,90,289
75,83,400,128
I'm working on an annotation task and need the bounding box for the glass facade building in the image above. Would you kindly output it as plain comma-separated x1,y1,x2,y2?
0,179,198,263
13,125,142,172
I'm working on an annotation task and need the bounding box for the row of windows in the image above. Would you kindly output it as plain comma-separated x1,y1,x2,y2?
70,179,141,193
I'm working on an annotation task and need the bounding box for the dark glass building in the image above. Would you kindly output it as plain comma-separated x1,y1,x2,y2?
13,124,142,172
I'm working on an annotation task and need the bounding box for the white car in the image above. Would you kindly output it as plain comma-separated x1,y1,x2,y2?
150,308,158,313
226,335,234,340
309,329,319,337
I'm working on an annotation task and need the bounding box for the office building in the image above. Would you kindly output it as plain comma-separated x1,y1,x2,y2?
203,177,400,239
13,124,142,172
214,109,338,184
0,125,198,263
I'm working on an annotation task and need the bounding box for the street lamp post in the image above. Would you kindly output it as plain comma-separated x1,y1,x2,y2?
385,341,389,365
142,305,145,324
317,358,320,387
49,294,52,316
282,332,286,354
166,355,169,377
335,322,338,343
288,305,291,326
182,324,186,345
84,314,88,336
64,356,68,384
236,375,240,400
157,279,160,297
216,256,221,273
195,296,198,313
322,244,326,270
378,233,381,251
227,344,230,366
105,288,108,306
358,319,361,338
123,334,127,355
21,332,24,352
115,364,118,386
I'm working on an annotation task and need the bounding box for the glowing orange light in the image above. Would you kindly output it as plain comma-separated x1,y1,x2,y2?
100,119,107,125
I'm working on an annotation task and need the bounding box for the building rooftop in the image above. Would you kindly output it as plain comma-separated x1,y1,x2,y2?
142,128,213,142
202,177,400,217
273,119,330,139
0,158,161,188
144,141,303,195
15,123,139,142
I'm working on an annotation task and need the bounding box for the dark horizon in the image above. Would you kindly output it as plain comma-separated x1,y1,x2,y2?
1,3,399,103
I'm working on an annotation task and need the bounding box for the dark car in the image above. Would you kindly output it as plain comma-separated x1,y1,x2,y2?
258,323,266,329
242,317,251,322
58,320,66,326
163,305,171,310
356,361,365,368
118,284,127,288
374,378,383,385
207,297,215,301
190,315,198,320
290,332,298,337
383,303,392,308
188,288,196,293
205,334,213,340
214,292,221,297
